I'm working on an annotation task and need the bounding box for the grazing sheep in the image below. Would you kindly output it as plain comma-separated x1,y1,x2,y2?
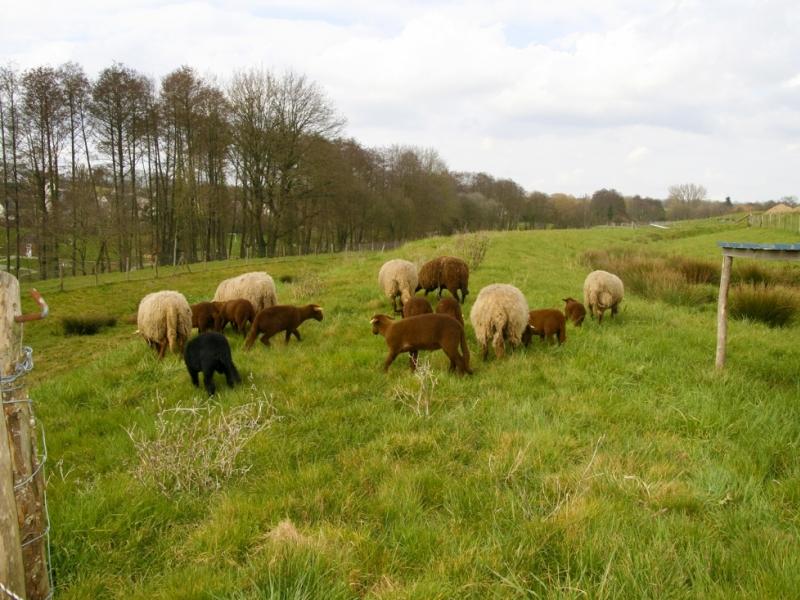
469,284,529,360
215,298,256,334
137,291,193,359
525,309,567,345
191,301,220,333
378,259,419,313
184,332,241,396
370,313,472,374
213,272,277,314
245,304,324,349
416,256,470,303
435,297,464,326
562,297,586,327
440,256,469,303
402,296,433,318
583,270,624,323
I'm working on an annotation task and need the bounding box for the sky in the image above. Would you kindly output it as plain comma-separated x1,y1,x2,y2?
2,0,799,201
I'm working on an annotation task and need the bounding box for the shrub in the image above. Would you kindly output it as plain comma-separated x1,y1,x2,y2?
62,315,117,336
729,283,799,327
733,262,775,285
455,232,490,271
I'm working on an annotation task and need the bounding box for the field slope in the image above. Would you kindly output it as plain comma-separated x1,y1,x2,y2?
17,220,800,599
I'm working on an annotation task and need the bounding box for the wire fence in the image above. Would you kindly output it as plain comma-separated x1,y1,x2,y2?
1,346,54,600
749,211,800,233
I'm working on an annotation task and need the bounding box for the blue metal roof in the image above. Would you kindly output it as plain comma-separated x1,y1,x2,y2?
717,242,800,251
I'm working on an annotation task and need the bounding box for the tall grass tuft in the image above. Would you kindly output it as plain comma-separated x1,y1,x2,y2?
668,256,720,284
62,315,117,335
729,283,799,327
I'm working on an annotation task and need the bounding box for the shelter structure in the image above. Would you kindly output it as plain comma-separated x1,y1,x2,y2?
715,242,800,369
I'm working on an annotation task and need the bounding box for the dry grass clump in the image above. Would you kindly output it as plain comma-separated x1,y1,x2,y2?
391,358,439,417
62,315,117,335
290,272,325,302
128,397,278,495
454,232,490,271
729,284,799,328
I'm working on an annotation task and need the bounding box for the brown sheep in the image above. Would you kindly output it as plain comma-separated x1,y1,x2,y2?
402,296,433,318
524,309,567,345
435,297,464,326
416,256,470,303
215,298,256,334
245,304,324,349
191,302,220,333
563,297,586,327
370,313,472,375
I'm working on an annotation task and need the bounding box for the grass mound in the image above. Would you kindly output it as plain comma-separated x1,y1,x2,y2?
62,315,117,335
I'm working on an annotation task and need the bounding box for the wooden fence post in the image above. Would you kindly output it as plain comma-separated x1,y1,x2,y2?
0,272,51,599
715,255,733,370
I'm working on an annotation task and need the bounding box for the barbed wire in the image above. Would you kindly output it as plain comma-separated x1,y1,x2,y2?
1,346,54,600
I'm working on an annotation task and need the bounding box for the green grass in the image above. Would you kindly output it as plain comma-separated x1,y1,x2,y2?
16,219,800,598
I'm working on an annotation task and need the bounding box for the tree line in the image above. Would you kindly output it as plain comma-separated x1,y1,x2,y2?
0,62,755,280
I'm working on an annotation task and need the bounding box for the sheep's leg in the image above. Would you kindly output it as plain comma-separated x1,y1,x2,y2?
611,303,619,317
189,368,200,387
383,350,398,372
157,341,167,360
492,332,505,358
202,369,216,396
260,334,272,346
481,343,489,361
409,350,418,371
285,330,292,343
292,329,301,341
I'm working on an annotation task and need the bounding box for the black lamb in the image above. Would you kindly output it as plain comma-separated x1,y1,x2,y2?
184,332,241,396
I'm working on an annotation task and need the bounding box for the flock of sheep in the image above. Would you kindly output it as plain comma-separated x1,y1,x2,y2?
373,256,625,374
133,256,624,393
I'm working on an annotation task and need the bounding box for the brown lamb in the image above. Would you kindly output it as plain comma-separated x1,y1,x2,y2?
524,309,567,345
191,301,220,333
215,298,256,334
435,296,464,325
245,304,323,349
402,296,433,318
562,297,586,327
416,256,470,303
370,313,472,374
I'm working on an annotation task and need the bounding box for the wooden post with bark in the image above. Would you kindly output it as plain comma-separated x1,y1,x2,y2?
0,272,50,599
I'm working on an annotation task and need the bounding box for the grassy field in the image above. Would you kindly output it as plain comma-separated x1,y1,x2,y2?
15,219,800,598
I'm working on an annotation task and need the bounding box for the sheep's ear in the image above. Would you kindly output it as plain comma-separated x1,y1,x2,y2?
370,317,378,324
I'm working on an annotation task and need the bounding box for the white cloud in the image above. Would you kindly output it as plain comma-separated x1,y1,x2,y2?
2,0,799,200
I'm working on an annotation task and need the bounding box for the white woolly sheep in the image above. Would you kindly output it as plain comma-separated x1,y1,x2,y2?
583,270,624,323
378,259,419,313
137,290,193,359
213,272,277,314
469,283,530,360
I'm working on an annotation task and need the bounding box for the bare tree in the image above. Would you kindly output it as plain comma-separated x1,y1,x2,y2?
229,69,343,257
21,66,67,279
668,183,707,203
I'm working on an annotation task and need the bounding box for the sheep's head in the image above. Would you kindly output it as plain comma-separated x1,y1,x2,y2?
370,314,392,335
310,304,324,321
521,324,535,347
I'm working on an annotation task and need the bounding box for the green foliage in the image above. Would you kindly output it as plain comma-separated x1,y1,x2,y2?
19,219,800,598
